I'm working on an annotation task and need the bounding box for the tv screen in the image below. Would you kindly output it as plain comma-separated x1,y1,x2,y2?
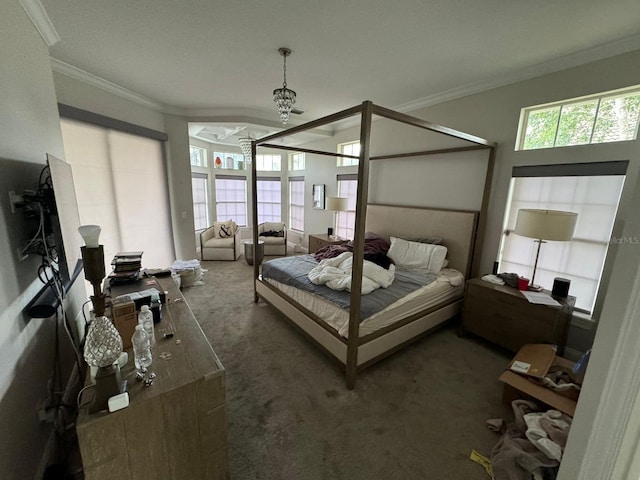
21,154,84,317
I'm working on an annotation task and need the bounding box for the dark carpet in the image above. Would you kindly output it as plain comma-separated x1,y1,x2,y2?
181,256,512,480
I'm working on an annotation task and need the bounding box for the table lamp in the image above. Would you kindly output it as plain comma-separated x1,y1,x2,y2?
513,209,578,291
79,225,124,412
78,225,106,316
84,315,124,413
325,196,348,239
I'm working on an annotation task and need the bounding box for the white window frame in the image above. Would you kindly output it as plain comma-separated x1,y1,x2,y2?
213,151,245,170
337,141,360,167
289,152,305,171
336,174,358,240
288,176,305,232
190,145,207,167
191,173,209,232
498,161,627,314
256,154,282,172
214,174,247,226
516,85,640,151
257,177,282,224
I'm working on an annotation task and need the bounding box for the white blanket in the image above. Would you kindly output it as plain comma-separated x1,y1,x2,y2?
308,252,395,294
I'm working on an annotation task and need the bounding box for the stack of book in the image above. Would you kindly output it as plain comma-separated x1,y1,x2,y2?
109,251,143,283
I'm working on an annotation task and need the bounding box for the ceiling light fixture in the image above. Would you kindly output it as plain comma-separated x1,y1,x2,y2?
238,135,254,163
273,47,296,125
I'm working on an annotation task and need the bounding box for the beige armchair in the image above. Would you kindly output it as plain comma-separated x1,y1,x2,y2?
200,220,242,261
258,222,287,256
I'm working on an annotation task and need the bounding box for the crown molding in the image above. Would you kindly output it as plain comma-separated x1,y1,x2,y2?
19,0,59,47
50,57,172,113
393,32,640,115
49,31,640,130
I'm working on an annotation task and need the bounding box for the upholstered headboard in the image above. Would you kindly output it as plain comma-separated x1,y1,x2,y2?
365,204,479,278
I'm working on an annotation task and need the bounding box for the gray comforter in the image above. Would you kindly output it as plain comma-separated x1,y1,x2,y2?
261,254,439,320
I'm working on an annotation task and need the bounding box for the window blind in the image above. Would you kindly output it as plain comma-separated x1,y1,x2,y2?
500,161,627,312
59,118,175,274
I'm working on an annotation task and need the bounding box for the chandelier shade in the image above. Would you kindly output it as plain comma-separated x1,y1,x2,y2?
238,136,254,163
273,47,296,125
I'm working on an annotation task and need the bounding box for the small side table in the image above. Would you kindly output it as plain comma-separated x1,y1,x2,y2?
308,233,349,254
243,240,265,266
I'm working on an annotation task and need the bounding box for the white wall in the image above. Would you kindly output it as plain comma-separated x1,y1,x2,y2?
0,2,85,477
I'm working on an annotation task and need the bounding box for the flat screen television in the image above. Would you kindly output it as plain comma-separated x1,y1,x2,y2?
24,154,83,318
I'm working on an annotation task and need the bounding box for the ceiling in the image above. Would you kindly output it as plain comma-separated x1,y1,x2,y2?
39,0,640,146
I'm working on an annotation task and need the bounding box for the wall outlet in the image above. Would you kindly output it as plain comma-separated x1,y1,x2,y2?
8,190,23,214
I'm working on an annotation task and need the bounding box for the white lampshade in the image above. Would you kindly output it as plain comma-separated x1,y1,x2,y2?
326,197,348,212
514,209,578,241
78,224,101,248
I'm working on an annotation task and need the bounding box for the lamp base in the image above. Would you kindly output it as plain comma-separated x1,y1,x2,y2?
527,284,543,292
89,364,123,414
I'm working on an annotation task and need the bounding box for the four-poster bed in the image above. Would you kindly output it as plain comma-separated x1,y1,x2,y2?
249,101,496,389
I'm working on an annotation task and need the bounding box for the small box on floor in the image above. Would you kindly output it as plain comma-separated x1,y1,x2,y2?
499,344,581,417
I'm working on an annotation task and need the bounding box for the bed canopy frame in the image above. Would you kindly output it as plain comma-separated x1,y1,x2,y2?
249,100,496,389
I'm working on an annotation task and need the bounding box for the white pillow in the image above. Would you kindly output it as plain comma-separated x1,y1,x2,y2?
213,219,236,238
387,236,448,272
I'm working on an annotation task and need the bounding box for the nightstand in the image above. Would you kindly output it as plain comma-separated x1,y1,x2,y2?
461,278,575,355
308,233,349,253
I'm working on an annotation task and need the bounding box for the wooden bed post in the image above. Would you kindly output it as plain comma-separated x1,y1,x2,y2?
251,140,260,303
470,145,496,278
346,101,373,390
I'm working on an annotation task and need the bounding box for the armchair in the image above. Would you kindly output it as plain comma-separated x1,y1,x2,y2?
200,220,242,261
258,222,287,256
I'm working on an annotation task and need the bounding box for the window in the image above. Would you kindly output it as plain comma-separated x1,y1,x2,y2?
499,162,627,313
60,119,174,270
518,86,640,150
257,177,282,223
336,174,358,239
215,175,247,226
289,152,305,171
191,173,208,231
190,145,207,167
337,141,360,167
256,154,281,172
288,176,305,232
213,151,245,170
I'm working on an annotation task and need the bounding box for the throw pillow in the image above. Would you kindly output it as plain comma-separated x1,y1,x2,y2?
213,220,236,238
387,236,448,272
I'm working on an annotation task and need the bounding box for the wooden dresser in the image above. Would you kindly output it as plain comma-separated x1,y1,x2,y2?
76,276,229,480
461,277,575,355
308,233,349,253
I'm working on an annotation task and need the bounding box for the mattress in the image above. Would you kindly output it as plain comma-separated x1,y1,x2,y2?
262,268,464,338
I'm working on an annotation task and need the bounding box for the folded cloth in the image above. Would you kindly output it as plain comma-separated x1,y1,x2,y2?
482,274,505,285
539,411,572,449
524,413,563,461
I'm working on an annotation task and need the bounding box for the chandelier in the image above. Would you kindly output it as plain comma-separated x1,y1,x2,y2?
273,47,296,125
238,135,254,163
